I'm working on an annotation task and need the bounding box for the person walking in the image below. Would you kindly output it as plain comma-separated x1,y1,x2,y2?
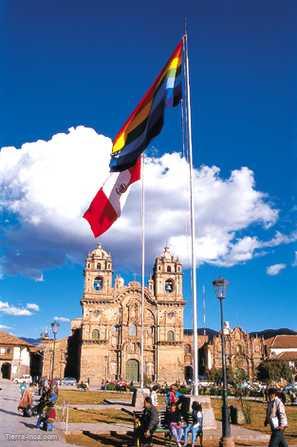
169,385,177,405
265,387,288,447
150,385,159,407
184,401,203,447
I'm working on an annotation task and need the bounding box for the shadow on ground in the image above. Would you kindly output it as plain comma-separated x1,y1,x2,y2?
82,430,166,446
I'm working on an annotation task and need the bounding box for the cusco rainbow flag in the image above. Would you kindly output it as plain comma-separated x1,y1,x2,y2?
110,39,183,172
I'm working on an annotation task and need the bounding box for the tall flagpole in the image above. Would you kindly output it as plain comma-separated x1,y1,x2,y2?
140,154,145,390
203,285,206,336
183,31,199,396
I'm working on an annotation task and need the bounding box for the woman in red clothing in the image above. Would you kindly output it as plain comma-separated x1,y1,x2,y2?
169,385,177,405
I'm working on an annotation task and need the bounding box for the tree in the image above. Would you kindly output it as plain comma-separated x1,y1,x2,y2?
257,360,293,383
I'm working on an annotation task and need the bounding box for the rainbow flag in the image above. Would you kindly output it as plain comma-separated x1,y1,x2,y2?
110,39,183,172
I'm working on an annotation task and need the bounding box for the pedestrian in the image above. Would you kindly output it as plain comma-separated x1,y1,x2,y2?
17,384,33,417
43,402,57,431
265,387,288,447
166,403,184,447
134,396,159,446
184,401,203,447
169,385,177,405
19,381,27,397
150,385,158,407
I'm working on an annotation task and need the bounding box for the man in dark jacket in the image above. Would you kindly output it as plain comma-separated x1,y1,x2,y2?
135,396,159,446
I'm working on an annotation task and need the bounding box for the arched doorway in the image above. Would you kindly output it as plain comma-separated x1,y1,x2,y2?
1,362,11,379
126,359,139,382
185,365,193,384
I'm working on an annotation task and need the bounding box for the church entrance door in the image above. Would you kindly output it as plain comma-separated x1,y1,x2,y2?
126,359,139,382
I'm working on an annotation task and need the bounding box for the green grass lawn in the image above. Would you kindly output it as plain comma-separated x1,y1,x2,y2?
58,407,132,424
57,389,132,405
211,398,297,443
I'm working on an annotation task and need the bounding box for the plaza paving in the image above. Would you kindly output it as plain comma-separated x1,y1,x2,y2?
0,379,71,447
1,378,291,447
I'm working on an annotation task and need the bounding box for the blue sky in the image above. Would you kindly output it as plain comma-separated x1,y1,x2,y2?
0,0,296,338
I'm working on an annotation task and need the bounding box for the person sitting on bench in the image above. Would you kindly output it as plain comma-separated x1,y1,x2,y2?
166,403,184,447
134,396,159,446
184,401,203,447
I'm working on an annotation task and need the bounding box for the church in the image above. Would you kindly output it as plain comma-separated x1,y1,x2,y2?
39,244,265,385
74,243,185,385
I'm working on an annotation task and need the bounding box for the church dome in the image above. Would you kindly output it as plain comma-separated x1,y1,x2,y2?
88,243,111,260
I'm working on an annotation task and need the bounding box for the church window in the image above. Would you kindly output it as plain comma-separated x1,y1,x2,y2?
94,310,100,318
165,279,174,293
167,330,175,342
97,263,101,270
88,263,90,268
237,345,244,355
92,329,100,340
167,265,172,273
111,325,117,334
94,276,103,291
129,323,137,336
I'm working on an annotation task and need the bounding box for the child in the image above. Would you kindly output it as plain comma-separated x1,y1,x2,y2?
166,403,184,447
44,402,57,431
184,401,203,447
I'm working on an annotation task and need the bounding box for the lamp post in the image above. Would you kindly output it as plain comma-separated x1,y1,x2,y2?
50,321,60,382
212,278,234,447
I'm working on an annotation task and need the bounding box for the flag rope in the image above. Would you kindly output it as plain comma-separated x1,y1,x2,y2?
183,31,199,396
140,154,145,390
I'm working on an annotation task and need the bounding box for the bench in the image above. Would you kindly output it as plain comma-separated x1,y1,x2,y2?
122,408,193,446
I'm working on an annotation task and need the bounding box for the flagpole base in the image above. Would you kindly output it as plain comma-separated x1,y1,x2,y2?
219,437,235,447
189,395,217,430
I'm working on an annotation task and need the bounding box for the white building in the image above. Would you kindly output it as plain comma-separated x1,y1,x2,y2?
266,335,297,371
0,331,31,379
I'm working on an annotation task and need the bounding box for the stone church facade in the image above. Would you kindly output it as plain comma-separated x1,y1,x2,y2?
72,244,185,385
39,244,266,384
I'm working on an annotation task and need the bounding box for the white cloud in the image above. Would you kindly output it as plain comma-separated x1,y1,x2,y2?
26,303,39,312
54,316,70,323
0,300,32,316
0,125,293,277
0,324,11,330
266,263,287,276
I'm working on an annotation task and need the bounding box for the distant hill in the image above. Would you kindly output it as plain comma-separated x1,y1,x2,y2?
20,337,42,346
184,328,218,338
21,328,296,344
249,328,297,339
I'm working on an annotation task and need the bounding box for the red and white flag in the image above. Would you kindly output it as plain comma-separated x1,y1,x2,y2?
83,158,141,238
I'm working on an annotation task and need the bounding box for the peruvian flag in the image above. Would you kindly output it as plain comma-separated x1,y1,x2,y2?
83,158,141,238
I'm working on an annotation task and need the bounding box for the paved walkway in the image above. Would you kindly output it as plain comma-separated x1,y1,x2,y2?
0,379,276,447
0,379,71,447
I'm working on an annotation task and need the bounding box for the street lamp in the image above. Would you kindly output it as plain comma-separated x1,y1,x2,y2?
212,278,234,447
50,321,60,382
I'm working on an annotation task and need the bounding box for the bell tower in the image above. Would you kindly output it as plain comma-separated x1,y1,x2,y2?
152,246,183,300
83,243,113,297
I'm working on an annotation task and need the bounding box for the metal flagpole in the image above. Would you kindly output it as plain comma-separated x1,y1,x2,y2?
183,31,199,396
203,285,206,336
140,154,145,390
